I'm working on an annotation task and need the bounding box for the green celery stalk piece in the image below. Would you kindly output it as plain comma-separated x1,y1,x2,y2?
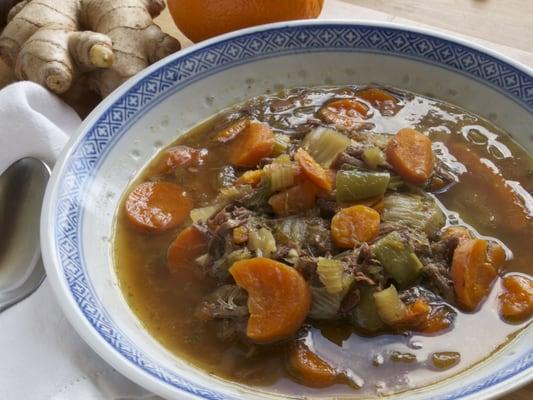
373,231,423,287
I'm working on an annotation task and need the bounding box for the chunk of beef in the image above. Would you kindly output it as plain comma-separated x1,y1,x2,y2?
295,255,318,282
194,284,249,321
376,221,431,257
421,262,455,303
316,197,339,218
208,205,252,260
340,286,360,314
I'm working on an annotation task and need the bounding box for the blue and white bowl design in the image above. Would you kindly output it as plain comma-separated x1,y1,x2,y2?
41,21,532,400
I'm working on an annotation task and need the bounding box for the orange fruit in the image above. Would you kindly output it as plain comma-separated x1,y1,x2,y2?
167,0,324,43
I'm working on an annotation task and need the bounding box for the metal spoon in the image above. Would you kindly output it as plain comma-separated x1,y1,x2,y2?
0,158,50,312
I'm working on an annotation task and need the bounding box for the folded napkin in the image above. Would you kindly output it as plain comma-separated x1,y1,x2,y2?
0,82,161,400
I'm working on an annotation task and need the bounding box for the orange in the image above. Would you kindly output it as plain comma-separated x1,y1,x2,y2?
167,0,324,42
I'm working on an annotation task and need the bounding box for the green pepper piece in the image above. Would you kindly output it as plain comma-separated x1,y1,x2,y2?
373,231,423,287
336,170,390,202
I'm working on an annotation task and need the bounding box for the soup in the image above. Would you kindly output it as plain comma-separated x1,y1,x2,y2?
114,86,533,397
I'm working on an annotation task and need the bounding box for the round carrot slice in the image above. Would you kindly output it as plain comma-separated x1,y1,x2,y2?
386,128,434,184
294,148,332,191
229,257,311,343
451,239,498,311
287,341,337,388
499,275,533,322
331,205,380,249
356,88,397,104
125,181,193,233
167,225,209,274
318,98,370,129
228,122,275,168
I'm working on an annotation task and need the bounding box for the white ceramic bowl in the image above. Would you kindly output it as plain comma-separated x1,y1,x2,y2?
41,21,533,400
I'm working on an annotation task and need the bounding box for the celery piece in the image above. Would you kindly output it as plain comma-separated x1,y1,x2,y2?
362,147,385,169
373,231,423,287
190,204,223,222
336,170,390,202
317,257,344,294
248,227,277,258
302,128,351,167
271,134,290,157
267,164,296,191
309,286,343,320
352,286,384,331
382,193,445,237
373,285,408,325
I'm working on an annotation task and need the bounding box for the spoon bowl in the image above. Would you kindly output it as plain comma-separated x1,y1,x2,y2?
0,157,49,311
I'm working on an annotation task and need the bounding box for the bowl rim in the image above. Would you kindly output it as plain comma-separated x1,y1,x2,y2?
41,19,533,400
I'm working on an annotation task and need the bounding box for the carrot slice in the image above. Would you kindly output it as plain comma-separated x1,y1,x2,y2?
287,342,337,388
269,180,318,216
420,308,453,334
294,148,332,191
331,205,380,248
451,239,502,311
386,128,434,184
229,258,311,343
228,122,275,168
125,181,193,234
393,298,430,330
153,145,205,175
499,275,533,322
318,98,370,129
213,118,250,143
356,88,397,104
235,169,263,186
167,225,209,274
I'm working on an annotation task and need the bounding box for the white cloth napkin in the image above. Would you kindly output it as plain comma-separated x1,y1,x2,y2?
0,82,161,400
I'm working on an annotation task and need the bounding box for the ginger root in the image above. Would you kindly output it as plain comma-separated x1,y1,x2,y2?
0,0,180,96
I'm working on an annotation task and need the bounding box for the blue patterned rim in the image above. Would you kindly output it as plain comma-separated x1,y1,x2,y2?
46,22,532,400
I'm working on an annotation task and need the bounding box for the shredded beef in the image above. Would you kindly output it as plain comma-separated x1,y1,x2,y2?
340,286,360,314
296,256,318,281
421,262,455,303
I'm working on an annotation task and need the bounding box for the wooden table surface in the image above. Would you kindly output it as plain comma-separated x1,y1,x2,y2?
1,0,531,398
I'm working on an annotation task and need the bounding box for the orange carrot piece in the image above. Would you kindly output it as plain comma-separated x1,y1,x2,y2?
393,298,430,330
232,225,249,244
167,225,208,274
331,205,380,248
318,98,370,128
386,128,434,184
287,342,337,388
213,118,250,143
499,275,533,322
294,148,332,191
153,146,205,175
228,122,275,168
229,258,311,343
269,180,318,216
125,181,193,234
451,239,501,311
235,169,263,186
420,307,453,334
356,88,397,104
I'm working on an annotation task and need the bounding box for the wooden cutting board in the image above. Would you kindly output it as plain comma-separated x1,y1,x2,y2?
0,0,531,398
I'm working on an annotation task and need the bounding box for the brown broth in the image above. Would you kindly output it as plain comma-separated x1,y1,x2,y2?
114,86,532,397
